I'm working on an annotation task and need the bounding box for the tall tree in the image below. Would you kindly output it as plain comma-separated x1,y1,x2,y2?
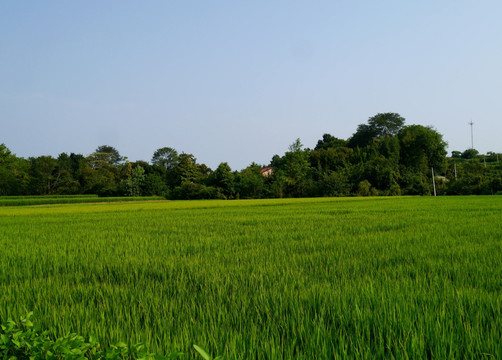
314,134,347,150
461,148,479,159
398,125,447,172
94,145,125,166
347,124,378,148
208,162,235,198
348,113,405,148
173,153,203,185
0,144,29,195
151,147,179,171
28,156,60,195
123,164,146,196
367,113,405,137
236,163,266,199
282,139,313,197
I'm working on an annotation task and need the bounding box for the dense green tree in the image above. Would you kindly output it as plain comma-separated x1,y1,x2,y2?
94,145,125,166
362,155,400,193
173,153,202,185
142,173,168,196
348,113,405,148
357,180,378,196
347,124,379,148
398,125,447,173
486,152,500,163
0,144,17,195
235,163,267,199
314,170,351,197
461,148,479,159
53,153,81,194
367,113,405,137
151,147,179,171
445,158,502,195
87,152,117,170
170,182,223,200
310,147,353,172
270,154,282,169
269,171,287,198
207,162,235,198
0,144,29,195
0,114,498,198
0,144,13,165
396,125,447,195
280,139,313,197
27,156,61,195
123,164,146,196
81,159,119,196
314,134,347,150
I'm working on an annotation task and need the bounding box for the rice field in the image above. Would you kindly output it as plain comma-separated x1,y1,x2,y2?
1,196,501,359
0,195,164,206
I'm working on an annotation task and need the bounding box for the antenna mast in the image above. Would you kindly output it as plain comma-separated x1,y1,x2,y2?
469,121,474,149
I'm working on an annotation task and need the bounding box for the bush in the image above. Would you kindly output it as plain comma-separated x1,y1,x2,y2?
0,313,182,360
170,183,225,200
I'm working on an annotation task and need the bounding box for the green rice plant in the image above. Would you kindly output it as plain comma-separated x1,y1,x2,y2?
1,196,501,358
0,195,99,199
193,345,221,360
0,196,164,206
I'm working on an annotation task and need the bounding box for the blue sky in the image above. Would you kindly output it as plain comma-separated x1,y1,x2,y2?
1,1,501,170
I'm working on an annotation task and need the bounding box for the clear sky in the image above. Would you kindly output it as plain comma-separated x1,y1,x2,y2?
1,1,501,170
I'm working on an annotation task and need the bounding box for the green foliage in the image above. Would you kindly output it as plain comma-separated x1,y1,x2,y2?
192,345,221,360
94,145,125,166
347,123,378,148
142,174,169,197
314,133,347,150
206,163,235,199
234,163,266,199
398,124,447,173
0,313,183,360
367,112,405,137
151,148,179,171
348,113,405,148
123,164,146,197
356,179,376,196
461,148,479,159
288,138,303,153
444,158,502,195
314,170,351,197
27,156,60,195
172,154,205,186
0,113,497,199
276,139,313,197
310,147,353,172
0,144,29,195
170,182,224,200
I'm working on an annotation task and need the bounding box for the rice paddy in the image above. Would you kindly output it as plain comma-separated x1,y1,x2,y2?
1,196,501,358
0,195,164,206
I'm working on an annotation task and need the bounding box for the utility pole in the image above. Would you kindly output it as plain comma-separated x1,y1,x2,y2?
454,162,457,179
469,121,474,149
432,167,437,196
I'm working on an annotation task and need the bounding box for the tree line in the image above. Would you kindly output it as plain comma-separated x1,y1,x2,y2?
1,113,501,198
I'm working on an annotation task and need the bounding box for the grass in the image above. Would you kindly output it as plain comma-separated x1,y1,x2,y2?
0,195,100,199
1,196,501,358
0,195,165,206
